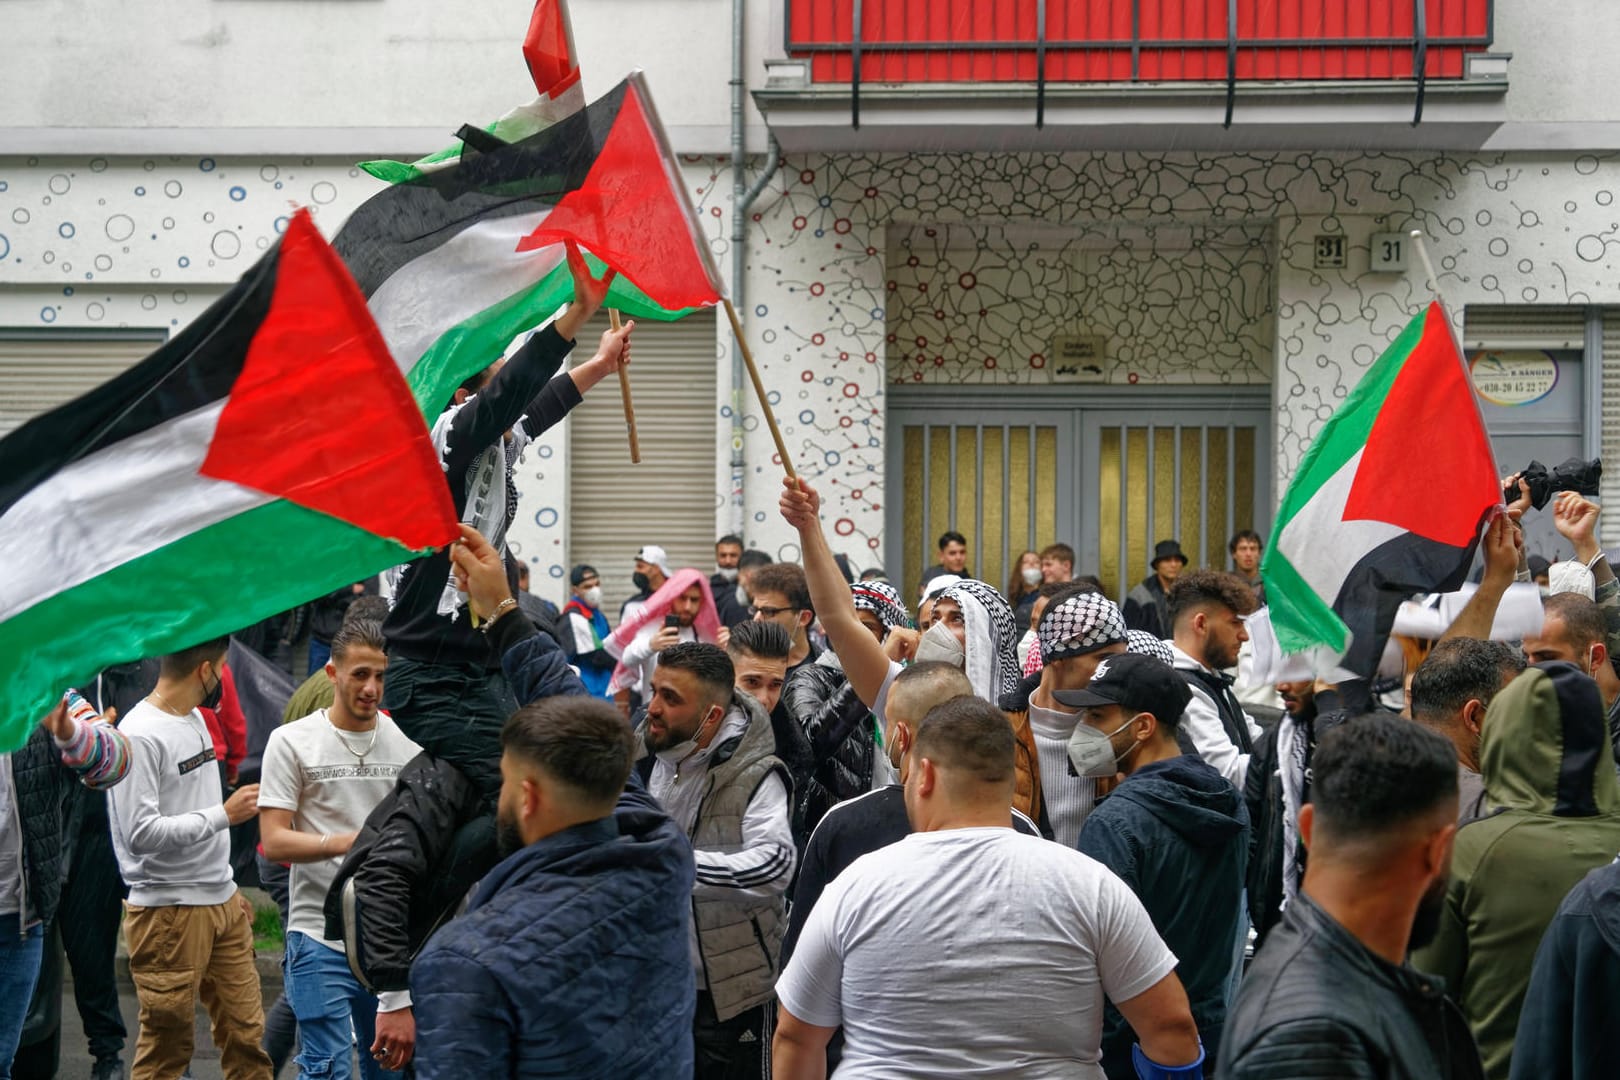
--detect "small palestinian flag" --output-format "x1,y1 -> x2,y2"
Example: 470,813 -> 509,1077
1262,300 -> 1502,676
0,210 -> 458,752
338,70 -> 725,419
358,0 -> 585,185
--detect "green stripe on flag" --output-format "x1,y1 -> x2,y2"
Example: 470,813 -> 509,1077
1261,536 -> 1352,652
0,501 -> 420,749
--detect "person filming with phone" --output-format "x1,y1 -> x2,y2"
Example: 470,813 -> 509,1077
605,568 -> 726,717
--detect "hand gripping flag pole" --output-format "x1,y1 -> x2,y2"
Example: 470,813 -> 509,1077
723,297 -> 798,480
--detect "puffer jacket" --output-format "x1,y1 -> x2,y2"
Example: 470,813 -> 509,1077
1223,892 -> 1483,1079
1413,661 -> 1620,1080
325,614 -> 587,991
782,652 -> 876,848
999,673 -> 1048,835
410,776 -> 696,1080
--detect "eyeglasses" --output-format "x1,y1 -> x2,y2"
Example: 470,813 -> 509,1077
749,605 -> 800,619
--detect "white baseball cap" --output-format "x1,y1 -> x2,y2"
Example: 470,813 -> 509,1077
636,545 -> 672,574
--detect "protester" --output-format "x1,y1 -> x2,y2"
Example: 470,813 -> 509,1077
1008,549 -> 1043,630
721,549 -> 773,629
725,619 -> 792,715
1069,654 -> 1248,1077
711,533 -> 744,598
1002,590 -> 1129,840
1413,661 -> 1620,1080
1040,542 -> 1076,585
0,694 -> 130,1080
1228,530 -> 1265,605
1167,570 -> 1262,788
929,578 -> 1021,702
1409,638 -> 1525,822
918,530 -> 970,594
1223,715 -> 1479,1078
1511,856 -> 1620,1079
379,248 -> 628,795
622,543 -> 672,620
635,642 -> 793,1079
284,597 -> 390,724
783,579 -> 911,849
1522,592 -> 1620,767
410,696 -> 696,1080
106,637 -> 272,1080
1124,540 -> 1187,638
1017,578 -> 1095,674
606,568 -> 722,712
560,564 -> 615,700
258,620 -> 421,1079
773,696 -> 1204,1079
1242,678 -> 1316,949
748,562 -> 819,676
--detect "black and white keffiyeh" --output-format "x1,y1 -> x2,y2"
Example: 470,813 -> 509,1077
851,580 -> 911,630
938,579 -> 1020,702
1037,592 -> 1128,662
1126,629 -> 1175,665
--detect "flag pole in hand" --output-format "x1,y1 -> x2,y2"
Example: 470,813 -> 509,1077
610,308 -> 641,464
723,298 -> 797,479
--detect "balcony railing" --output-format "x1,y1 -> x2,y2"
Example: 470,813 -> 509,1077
784,0 -> 1495,129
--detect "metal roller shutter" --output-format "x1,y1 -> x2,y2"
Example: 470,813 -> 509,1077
1603,311 -> 1620,548
0,329 -> 168,436
1461,306 -> 1585,350
568,311 -> 719,615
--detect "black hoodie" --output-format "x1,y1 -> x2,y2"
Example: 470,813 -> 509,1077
1078,753 -> 1250,1077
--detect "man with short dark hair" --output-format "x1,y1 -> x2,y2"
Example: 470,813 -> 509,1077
1414,662 -> 1620,1079
726,620 -> 793,716
749,562 -> 818,675
1523,591 -> 1620,768
773,696 -> 1204,1079
1228,530 -> 1265,604
1223,715 -> 1479,1079
1070,654 -> 1248,1077
561,564 -> 614,700
918,530 -> 971,593
1410,639 -> 1526,822
1167,570 -> 1262,788
711,534 -> 744,600
411,696 -> 695,1079
1124,540 -> 1187,639
635,642 -> 793,1079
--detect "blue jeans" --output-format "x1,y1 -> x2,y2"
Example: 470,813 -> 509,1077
0,915 -> 45,1080
308,638 -> 333,677
284,931 -> 400,1080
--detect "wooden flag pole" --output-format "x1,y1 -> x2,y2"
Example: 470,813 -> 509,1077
610,308 -> 641,464
723,298 -> 797,479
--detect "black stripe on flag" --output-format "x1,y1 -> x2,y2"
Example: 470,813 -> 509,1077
333,79 -> 631,296
0,244 -> 282,521
1331,531 -> 1479,678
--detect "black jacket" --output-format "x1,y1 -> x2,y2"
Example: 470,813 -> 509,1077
1123,576 -> 1170,639
1222,892 -> 1484,1080
8,728 -> 75,929
324,614 -> 588,991
1079,755 -> 1248,1077
1511,857 -> 1620,1079
782,655 -> 876,850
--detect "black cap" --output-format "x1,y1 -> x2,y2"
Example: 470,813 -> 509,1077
1052,652 -> 1191,723
1151,540 -> 1188,568
569,564 -> 599,587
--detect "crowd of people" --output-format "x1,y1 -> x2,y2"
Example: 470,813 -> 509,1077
4,268 -> 1619,1080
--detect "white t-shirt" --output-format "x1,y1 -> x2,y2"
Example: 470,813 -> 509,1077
776,827 -> 1177,1079
257,710 -> 421,950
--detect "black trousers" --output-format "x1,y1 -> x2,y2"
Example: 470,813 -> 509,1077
693,991 -> 772,1080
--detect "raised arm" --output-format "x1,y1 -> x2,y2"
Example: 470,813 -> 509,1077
780,477 -> 893,708
1440,507 -> 1519,644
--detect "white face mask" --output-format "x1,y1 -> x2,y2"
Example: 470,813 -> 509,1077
655,707 -> 721,763
716,565 -> 739,582
1021,566 -> 1043,586
914,621 -> 966,667
735,584 -> 750,608
582,585 -> 603,608
1066,717 -> 1138,778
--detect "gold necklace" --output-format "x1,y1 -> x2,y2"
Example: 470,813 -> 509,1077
148,689 -> 184,715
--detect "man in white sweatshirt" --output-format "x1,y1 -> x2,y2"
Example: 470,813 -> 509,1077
107,636 -> 269,1080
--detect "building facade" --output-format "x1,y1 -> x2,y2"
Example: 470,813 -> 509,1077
3,0 -> 1617,611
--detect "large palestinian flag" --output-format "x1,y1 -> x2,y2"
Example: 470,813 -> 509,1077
338,70 -> 726,419
0,210 -> 458,751
1262,301 -> 1502,676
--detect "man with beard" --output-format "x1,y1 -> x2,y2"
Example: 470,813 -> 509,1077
259,621 -> 422,1077
1168,571 -> 1262,788
1223,715 -> 1482,1080
1409,639 -> 1525,822
409,695 -> 695,1080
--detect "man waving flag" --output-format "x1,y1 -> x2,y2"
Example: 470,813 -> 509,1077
1262,300 -> 1503,676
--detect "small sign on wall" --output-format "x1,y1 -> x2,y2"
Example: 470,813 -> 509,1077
1469,351 -> 1559,406
1369,232 -> 1410,272
1313,235 -> 1347,269
1050,335 -> 1108,382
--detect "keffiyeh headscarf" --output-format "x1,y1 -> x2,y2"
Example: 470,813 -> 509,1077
605,568 -> 721,693
1126,629 -> 1176,665
938,579 -> 1019,703
851,580 -> 910,631
1037,592 -> 1128,663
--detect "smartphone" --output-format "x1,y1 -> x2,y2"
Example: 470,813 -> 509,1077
664,614 -> 681,630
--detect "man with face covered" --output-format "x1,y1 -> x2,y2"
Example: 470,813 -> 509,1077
633,642 -> 793,1080
1167,571 -> 1262,789
1223,715 -> 1481,1080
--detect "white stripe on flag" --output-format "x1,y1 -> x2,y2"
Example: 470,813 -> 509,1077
1275,447 -> 1404,610
0,402 -> 270,621
367,211 -> 567,372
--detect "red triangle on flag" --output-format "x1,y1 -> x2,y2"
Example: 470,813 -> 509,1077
199,209 -> 458,551
514,76 -> 724,312
524,0 -> 581,98
1341,301 -> 1501,547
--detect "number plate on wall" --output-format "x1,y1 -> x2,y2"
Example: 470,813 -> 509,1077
1369,232 -> 1409,272
1313,235 -> 1347,269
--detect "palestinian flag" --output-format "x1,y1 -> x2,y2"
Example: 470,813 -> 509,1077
340,70 -> 724,419
358,0 -> 585,184
0,210 -> 457,751
1262,301 -> 1501,676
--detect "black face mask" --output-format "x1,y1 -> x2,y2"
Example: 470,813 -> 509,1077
1409,875 -> 1448,951
199,667 -> 224,712
632,571 -> 651,593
